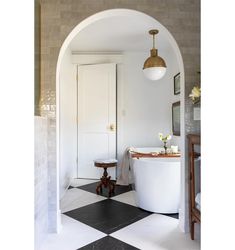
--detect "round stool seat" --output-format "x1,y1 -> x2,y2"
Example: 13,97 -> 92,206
94,159 -> 117,168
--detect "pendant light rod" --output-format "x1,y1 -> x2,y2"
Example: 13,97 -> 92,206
149,29 -> 159,49
153,34 -> 155,48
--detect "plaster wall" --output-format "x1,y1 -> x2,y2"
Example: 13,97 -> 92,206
120,51 -> 179,151
170,54 -> 181,148
59,48 -> 77,199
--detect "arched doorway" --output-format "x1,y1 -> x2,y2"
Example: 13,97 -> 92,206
56,9 -> 186,232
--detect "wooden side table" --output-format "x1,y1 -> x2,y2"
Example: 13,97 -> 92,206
187,134 -> 201,240
130,152 -> 181,159
94,159 -> 117,197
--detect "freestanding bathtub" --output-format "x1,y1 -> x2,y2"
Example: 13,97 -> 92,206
130,147 -> 180,214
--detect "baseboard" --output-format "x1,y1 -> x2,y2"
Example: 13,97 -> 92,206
56,209 -> 62,233
178,208 -> 186,233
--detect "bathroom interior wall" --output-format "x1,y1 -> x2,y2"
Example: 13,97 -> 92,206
59,48 -> 77,199
120,50 -> 180,154
62,49 -> 180,179
170,54 -> 181,150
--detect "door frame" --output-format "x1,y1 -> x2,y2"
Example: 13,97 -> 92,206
56,9 -> 185,233
72,54 -> 124,179
76,62 -> 119,179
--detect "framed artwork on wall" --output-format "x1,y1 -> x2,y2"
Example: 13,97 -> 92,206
172,101 -> 180,136
174,72 -> 180,95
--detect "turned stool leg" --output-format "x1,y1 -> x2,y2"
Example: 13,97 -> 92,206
96,181 -> 102,194
110,181 -> 115,194
107,182 -> 112,197
103,167 -> 108,187
190,221 -> 195,240
96,167 -> 109,194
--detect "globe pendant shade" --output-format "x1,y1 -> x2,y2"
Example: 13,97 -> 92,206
143,67 -> 166,81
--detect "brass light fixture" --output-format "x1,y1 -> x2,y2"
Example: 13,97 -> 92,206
143,29 -> 167,80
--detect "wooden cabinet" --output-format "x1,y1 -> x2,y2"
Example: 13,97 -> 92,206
187,134 -> 201,240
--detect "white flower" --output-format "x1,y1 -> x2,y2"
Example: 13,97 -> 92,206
192,86 -> 201,97
158,133 -> 171,142
189,86 -> 201,103
167,135 -> 172,140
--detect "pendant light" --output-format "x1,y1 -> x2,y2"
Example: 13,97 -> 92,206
143,29 -> 167,81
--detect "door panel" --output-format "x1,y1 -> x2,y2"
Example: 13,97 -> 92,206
77,63 -> 116,179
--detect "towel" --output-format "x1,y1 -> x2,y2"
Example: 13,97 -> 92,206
195,192 -> 201,211
116,147 -> 135,186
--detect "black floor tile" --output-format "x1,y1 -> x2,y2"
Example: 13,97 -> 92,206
77,181 -> 132,198
68,185 -> 74,189
78,236 -> 140,250
161,213 -> 179,219
64,199 -> 152,234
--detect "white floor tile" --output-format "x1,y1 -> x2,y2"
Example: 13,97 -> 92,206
111,191 -> 137,207
40,215 -> 106,250
70,178 -> 98,187
60,188 -> 107,213
111,214 -> 200,250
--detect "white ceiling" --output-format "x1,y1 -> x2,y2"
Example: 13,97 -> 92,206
69,15 -> 172,53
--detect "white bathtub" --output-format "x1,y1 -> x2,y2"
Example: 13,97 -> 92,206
130,147 -> 180,214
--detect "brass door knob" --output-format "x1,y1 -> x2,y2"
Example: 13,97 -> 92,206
109,124 -> 116,131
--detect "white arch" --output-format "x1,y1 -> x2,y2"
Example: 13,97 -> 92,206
56,9 -> 186,232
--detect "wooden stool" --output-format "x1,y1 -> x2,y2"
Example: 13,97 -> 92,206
94,159 -> 117,197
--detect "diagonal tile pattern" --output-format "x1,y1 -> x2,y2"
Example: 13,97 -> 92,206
77,181 -> 133,198
110,190 -> 137,207
111,214 -> 200,250
77,236 -> 140,250
60,188 -> 107,213
111,190 -> 179,219
70,178 -> 98,188
64,199 -> 152,234
42,179 -> 200,250
40,214 -> 106,250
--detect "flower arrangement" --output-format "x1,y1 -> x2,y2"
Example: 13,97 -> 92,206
159,133 -> 172,142
189,85 -> 201,104
159,133 -> 172,154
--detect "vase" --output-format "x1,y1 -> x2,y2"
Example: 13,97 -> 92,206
163,141 -> 167,154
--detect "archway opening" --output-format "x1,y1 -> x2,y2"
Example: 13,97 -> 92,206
56,9 -> 186,232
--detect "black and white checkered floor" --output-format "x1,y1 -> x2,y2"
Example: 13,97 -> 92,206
41,179 -> 200,250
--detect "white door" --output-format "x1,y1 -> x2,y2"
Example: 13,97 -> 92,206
77,63 -> 116,179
